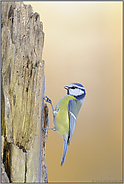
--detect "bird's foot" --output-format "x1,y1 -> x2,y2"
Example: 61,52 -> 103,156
43,96 -> 51,104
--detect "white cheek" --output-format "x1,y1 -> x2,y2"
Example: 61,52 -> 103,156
69,89 -> 84,96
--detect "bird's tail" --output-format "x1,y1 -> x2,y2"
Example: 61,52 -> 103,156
61,139 -> 68,166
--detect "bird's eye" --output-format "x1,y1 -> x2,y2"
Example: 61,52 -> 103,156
71,86 -> 76,89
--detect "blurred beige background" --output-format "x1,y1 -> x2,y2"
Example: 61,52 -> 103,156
25,1 -> 122,182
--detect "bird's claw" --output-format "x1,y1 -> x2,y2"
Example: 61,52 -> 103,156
42,127 -> 46,132
44,96 -> 51,103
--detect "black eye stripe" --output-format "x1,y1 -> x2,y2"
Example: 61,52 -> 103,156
72,86 -> 76,89
69,87 -> 85,91
68,86 -> 77,89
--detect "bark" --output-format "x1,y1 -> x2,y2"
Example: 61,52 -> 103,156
1,1 -> 48,182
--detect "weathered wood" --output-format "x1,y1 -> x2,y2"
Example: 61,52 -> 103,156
1,1 -> 46,182
41,104 -> 49,183
1,161 -> 10,183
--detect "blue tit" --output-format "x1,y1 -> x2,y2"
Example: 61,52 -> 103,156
44,82 -> 86,166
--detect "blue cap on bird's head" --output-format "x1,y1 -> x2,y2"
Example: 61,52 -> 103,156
64,82 -> 86,99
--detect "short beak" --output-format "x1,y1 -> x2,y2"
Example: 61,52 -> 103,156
64,86 -> 68,90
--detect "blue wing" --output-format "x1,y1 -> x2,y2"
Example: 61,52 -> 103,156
68,100 -> 77,145
61,139 -> 68,166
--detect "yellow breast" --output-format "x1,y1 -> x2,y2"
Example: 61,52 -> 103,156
54,95 -> 76,138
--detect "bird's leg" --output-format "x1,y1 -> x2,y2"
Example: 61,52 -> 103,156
42,127 -> 56,132
44,96 -> 54,113
43,96 -> 55,131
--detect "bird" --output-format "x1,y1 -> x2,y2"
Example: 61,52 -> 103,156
44,82 -> 86,166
